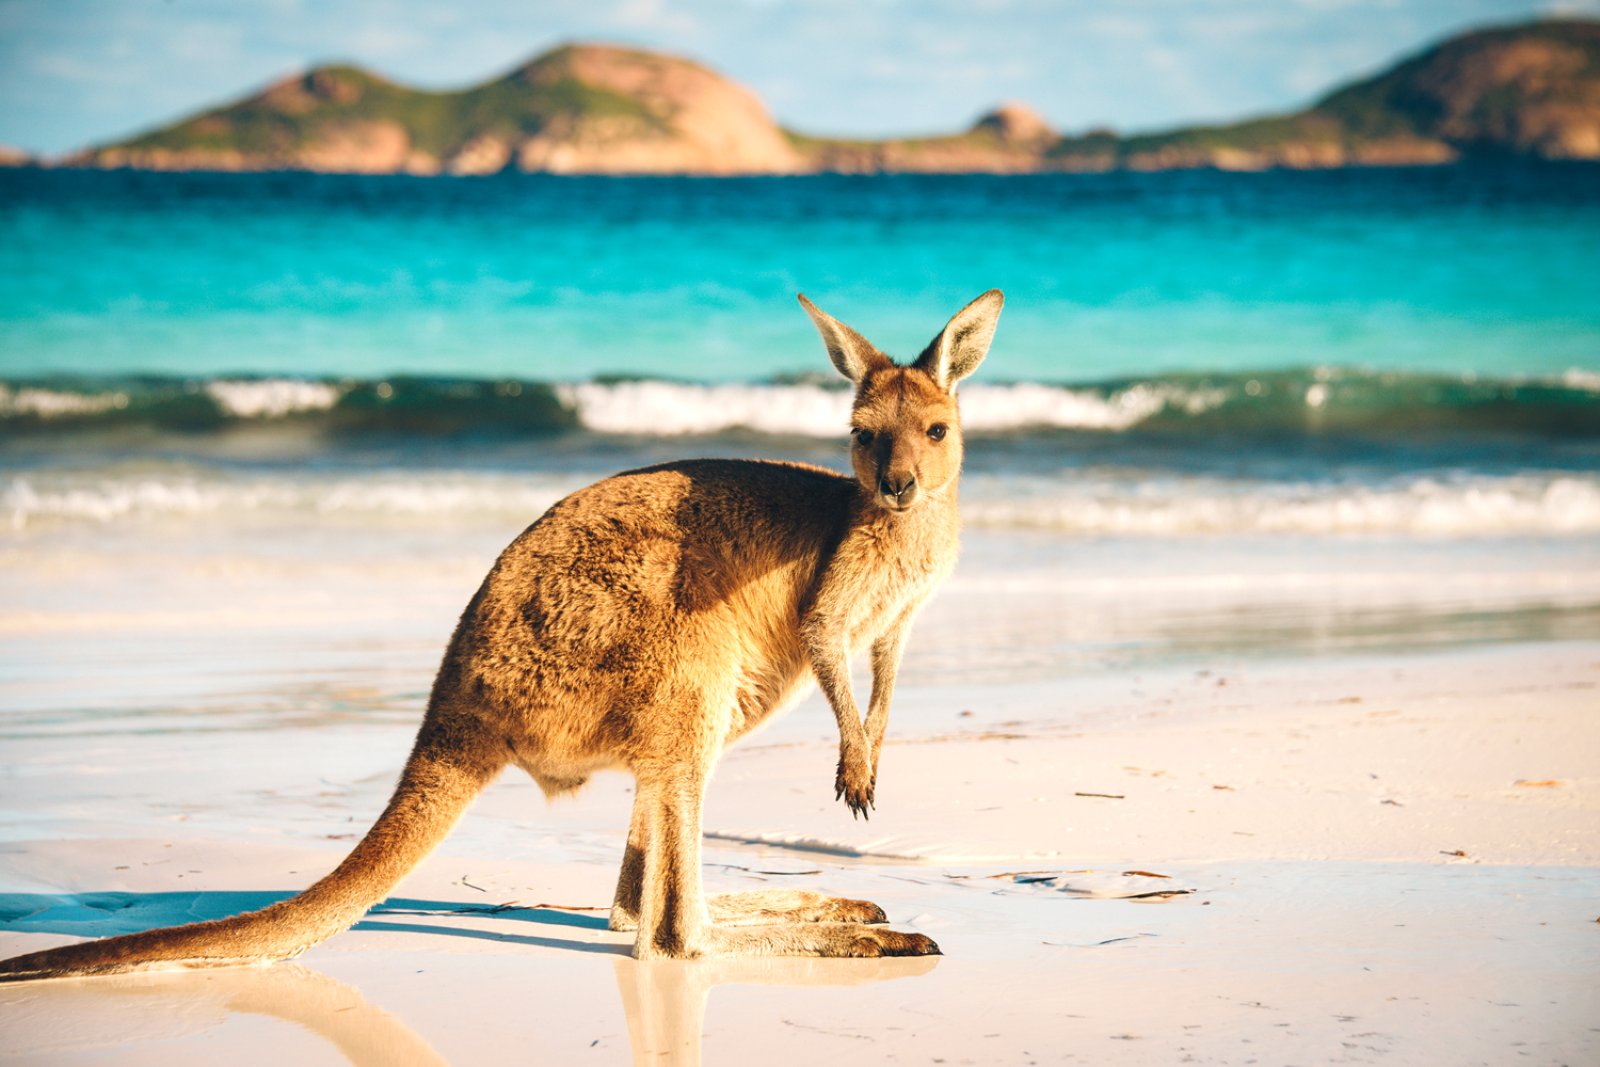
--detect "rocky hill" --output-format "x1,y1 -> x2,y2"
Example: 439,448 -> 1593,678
70,19 -> 1600,175
78,44 -> 800,175
1049,18 -> 1600,171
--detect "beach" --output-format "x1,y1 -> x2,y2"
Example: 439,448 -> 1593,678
1,503 -> 1596,1065
2,165 -> 1598,1064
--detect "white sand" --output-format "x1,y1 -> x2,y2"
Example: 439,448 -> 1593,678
2,639 -> 1597,1065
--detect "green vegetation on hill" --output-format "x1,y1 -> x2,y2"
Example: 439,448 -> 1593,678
117,49 -> 660,164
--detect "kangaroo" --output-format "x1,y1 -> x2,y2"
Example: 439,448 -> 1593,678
0,289 -> 1003,980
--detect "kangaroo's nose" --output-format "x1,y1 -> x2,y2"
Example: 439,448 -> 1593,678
879,473 -> 916,499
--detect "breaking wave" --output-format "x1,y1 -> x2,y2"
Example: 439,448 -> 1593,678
2,366 -> 1597,440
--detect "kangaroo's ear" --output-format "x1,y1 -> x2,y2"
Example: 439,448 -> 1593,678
914,289 -> 1004,392
798,293 -> 890,383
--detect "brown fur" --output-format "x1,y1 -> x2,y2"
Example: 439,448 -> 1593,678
0,289 -> 1003,979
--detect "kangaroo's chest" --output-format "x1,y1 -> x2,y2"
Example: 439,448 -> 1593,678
844,541 -> 953,650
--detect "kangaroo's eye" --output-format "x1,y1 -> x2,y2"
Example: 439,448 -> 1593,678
927,423 -> 948,442
853,428 -> 875,447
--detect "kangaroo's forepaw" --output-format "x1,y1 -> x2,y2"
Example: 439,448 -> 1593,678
834,750 -> 876,819
609,908 -> 639,932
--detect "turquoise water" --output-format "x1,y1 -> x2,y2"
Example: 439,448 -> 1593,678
3,166 -> 1598,382
2,164 -> 1598,540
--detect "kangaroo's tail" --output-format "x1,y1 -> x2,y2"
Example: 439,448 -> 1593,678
0,725 -> 505,982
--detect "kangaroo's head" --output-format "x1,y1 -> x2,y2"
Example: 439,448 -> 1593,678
799,290 -> 1003,513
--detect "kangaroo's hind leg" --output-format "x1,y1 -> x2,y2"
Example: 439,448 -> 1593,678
610,768 -> 884,932
630,760 -> 714,959
609,785 -> 650,933
611,800 -> 884,930
629,753 -> 938,960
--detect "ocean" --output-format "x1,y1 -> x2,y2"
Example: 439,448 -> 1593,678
1,164 -> 1598,726
4,164 -> 1600,534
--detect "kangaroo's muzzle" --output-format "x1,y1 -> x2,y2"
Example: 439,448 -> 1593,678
878,472 -> 919,510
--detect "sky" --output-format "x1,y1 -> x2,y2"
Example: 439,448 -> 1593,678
1,0 -> 1597,156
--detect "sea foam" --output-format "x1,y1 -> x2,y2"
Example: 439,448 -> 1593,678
0,384 -> 130,419
556,380 -> 848,436
556,380 -> 1227,436
203,379 -> 344,418
1,472 -> 576,530
7,468 -> 1598,537
961,474 -> 1600,536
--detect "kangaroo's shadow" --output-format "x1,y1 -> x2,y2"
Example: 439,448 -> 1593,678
0,889 -> 622,956
1,891 -> 937,1065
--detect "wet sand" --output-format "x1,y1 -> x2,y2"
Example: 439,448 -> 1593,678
2,639 -> 1596,1065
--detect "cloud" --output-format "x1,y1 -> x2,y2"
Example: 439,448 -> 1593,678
30,52 -> 126,85
609,0 -> 700,32
346,23 -> 435,60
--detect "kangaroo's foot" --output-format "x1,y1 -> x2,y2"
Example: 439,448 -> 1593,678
611,888 -> 885,932
709,889 -> 887,927
633,921 -> 938,960
745,923 -> 934,958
